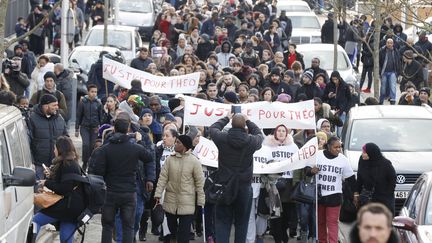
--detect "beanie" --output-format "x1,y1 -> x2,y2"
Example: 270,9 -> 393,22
39,94 -> 58,105
284,70 -> 295,79
420,87 -> 431,97
177,134 -> 193,150
276,93 -> 291,103
303,70 -> 314,80
44,71 -> 57,82
140,108 -> 153,117
233,42 -> 242,49
270,67 -> 281,76
224,91 -> 239,104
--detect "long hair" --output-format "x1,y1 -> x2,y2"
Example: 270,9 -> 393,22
50,136 -> 79,178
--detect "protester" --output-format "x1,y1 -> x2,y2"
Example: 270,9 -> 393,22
209,114 -> 264,242
379,38 -> 401,105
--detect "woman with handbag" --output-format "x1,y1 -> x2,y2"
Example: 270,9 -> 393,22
354,143 -> 396,215
33,136 -> 86,243
308,136 -> 356,243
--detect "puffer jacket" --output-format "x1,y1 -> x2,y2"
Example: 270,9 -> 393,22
75,95 -> 103,129
154,151 -> 205,215
28,105 -> 67,166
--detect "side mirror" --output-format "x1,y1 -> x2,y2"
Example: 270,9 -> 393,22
3,167 -> 36,187
393,216 -> 417,233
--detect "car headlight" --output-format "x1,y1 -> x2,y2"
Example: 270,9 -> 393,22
311,36 -> 321,43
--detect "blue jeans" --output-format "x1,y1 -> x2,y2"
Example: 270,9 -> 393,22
379,72 -> 397,104
33,212 -> 76,243
115,182 -> 145,242
215,184 -> 253,243
299,203 -> 316,237
101,191 -> 136,243
336,112 -> 346,137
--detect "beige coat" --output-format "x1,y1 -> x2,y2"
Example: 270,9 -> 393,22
155,151 -> 205,215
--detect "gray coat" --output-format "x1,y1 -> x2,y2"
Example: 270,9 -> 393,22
56,69 -> 74,121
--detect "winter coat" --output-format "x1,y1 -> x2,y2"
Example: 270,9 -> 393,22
196,42 -> 214,61
401,59 -> 425,90
30,62 -> 54,97
42,158 -> 86,221
92,132 -> 155,193
265,80 -> 294,97
295,82 -> 323,101
56,69 -> 74,121
252,2 -> 270,17
30,88 -> 68,119
209,117 -> 264,185
153,105 -> 173,125
75,96 -> 103,129
130,57 -> 153,71
216,41 -> 236,68
323,75 -> 352,113
350,224 -> 400,243
88,58 -> 113,97
263,32 -> 281,54
5,71 -> 30,96
356,143 -> 396,214
283,51 -> 305,70
379,47 -> 401,75
321,19 -> 334,44
154,151 -> 205,215
28,105 -> 67,166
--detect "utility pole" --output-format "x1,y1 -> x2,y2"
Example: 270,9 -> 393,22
104,0 -> 109,46
61,0 -> 69,65
114,0 -> 119,25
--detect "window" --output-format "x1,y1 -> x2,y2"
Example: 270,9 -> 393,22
0,131 -> 10,175
16,119 -> 32,167
85,29 -> 132,51
289,16 -> 320,29
349,119 -> 432,152
119,0 -> 152,13
406,180 -> 425,220
5,123 -> 24,167
301,50 -> 350,70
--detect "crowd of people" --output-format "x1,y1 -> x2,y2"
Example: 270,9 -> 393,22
1,0 -> 431,243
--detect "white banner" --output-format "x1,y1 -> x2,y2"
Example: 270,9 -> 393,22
193,137 -> 318,174
102,57 -> 200,94
183,96 -> 316,129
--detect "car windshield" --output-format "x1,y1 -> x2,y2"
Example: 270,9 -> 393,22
301,50 -> 350,70
348,119 -> 432,152
69,50 -> 104,73
85,29 -> 132,50
289,16 -> 320,29
278,5 -> 310,13
119,0 -> 152,13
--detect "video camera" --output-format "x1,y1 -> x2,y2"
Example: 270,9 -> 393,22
2,58 -> 21,74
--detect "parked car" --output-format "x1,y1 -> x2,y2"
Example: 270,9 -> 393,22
117,0 -> 159,41
285,11 -> 321,44
82,25 -> 142,62
393,171 -> 432,243
296,43 -> 358,88
341,105 -> 432,213
277,0 -> 312,14
69,46 -> 125,74
0,105 -> 36,243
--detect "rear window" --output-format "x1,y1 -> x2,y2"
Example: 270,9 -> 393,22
301,50 -> 349,70
277,5 -> 310,13
348,119 -> 432,152
288,16 -> 320,29
85,29 -> 132,51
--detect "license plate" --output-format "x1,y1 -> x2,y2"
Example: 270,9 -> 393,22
395,191 -> 409,199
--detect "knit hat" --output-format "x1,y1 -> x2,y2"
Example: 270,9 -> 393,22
177,134 -> 193,150
201,34 -> 210,42
303,69 -> 314,80
39,94 -> 58,105
233,42 -> 242,50
284,70 -> 295,79
224,91 -> 239,104
127,95 -> 145,107
168,98 -> 181,112
276,93 -> 291,103
44,71 -> 57,82
140,108 -> 153,117
270,67 -> 281,76
419,87 -> 431,97
14,44 -> 23,51
403,50 -> 414,59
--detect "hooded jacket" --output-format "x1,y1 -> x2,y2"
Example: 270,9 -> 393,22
56,69 -> 74,120
216,41 -> 236,68
88,58 -> 113,97
350,224 -> 400,243
75,95 -> 103,129
28,105 -> 67,166
356,143 -> 396,214
209,117 -> 264,185
295,81 -> 323,101
323,71 -> 352,113
29,86 -> 68,119
196,36 -> 214,61
5,71 -> 30,96
93,132 -> 155,193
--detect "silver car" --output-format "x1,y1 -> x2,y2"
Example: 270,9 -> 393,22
117,0 -> 158,41
341,105 -> 432,212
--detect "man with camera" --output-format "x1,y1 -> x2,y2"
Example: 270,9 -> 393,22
2,57 -> 30,97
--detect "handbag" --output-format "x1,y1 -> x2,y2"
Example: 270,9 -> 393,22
359,187 -> 374,207
290,177 -> 316,204
151,204 -> 164,226
34,191 -> 64,208
204,148 -> 247,205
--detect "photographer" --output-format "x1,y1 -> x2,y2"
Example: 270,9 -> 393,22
3,57 -> 30,97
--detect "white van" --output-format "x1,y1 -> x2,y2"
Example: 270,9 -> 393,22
0,105 -> 36,243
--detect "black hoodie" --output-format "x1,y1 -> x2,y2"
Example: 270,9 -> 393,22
93,132 -> 155,192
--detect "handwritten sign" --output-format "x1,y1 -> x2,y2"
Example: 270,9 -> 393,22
102,57 -> 200,94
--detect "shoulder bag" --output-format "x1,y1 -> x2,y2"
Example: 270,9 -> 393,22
34,190 -> 64,209
290,175 -> 316,204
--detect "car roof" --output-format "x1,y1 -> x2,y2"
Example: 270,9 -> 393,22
89,25 -> 137,31
297,44 -> 345,52
349,105 -> 432,120
71,46 -> 121,52
285,11 -> 318,17
278,0 -> 309,7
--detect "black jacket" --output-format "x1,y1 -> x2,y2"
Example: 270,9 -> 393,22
356,143 -> 396,214
88,58 -> 113,97
93,133 -> 155,193
28,105 -> 67,166
283,51 -> 305,70
401,59 -> 425,90
5,71 -> 30,96
296,82 -> 323,101
56,69 -> 74,120
42,159 -> 86,221
321,19 -> 334,44
130,57 -> 153,71
196,42 -> 214,61
265,80 -> 294,97
350,224 -> 400,243
209,117 -> 263,185
75,96 -> 103,129
323,77 -> 352,113
379,47 -> 401,75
